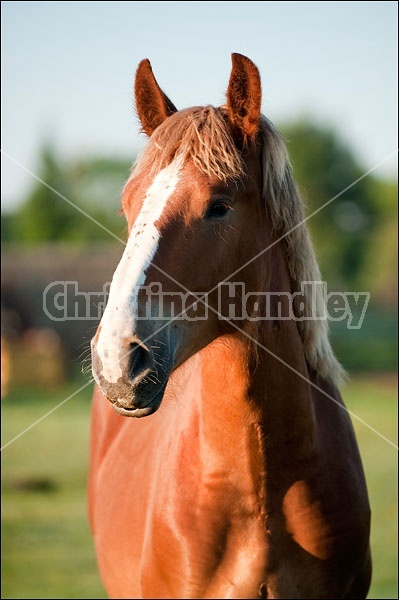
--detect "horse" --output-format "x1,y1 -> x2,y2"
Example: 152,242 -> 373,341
89,53 -> 371,599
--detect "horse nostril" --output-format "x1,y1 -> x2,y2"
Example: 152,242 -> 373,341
128,343 -> 152,381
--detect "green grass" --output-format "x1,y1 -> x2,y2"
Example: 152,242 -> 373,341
1,380 -> 107,599
1,374 -> 397,599
343,374 -> 398,599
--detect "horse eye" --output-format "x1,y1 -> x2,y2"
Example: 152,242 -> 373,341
206,201 -> 232,219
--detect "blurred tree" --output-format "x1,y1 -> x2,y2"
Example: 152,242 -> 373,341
1,212 -> 16,243
280,119 -> 381,288
17,144 -> 77,242
359,178 -> 398,307
2,144 -> 131,244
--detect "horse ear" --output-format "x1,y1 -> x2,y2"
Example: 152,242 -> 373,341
134,59 -> 177,136
226,53 -> 262,141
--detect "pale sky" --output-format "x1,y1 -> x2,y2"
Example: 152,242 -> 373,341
1,1 -> 397,212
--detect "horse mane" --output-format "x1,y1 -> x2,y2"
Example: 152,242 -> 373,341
128,107 -> 345,386
258,116 -> 345,386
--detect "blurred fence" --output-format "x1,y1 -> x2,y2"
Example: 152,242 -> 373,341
1,243 -> 122,389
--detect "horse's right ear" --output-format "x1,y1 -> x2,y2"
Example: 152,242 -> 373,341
134,59 -> 177,137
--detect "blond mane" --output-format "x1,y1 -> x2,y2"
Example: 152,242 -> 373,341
129,107 -> 345,386
258,116 -> 345,386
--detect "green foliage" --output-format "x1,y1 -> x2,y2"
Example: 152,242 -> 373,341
2,145 -> 131,244
359,179 -> 398,306
16,146 -> 77,242
1,212 -> 17,243
280,120 -> 385,287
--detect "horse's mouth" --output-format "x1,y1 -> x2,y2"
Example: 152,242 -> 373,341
111,404 -> 156,418
110,380 -> 168,418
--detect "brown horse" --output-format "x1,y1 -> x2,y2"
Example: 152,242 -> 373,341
89,54 -> 371,598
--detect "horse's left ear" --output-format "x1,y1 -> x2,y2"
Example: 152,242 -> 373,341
226,53 -> 262,141
134,59 -> 178,136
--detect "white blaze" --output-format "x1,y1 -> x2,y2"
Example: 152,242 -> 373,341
95,158 -> 182,383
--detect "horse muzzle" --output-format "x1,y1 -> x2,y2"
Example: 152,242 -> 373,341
91,338 -> 172,418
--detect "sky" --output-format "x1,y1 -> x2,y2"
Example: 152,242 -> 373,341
1,1 -> 397,212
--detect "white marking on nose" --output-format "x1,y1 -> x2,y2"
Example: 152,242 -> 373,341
94,158 -> 182,383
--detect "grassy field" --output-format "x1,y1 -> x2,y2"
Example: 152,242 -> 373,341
1,374 -> 397,599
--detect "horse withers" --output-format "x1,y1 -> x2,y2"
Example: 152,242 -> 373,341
89,54 -> 371,599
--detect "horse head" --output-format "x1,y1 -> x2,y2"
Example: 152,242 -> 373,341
91,53 -> 341,417
90,54 -> 270,416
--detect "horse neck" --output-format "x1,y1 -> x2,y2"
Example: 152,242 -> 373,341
193,241 -> 316,476
250,241 -> 317,459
